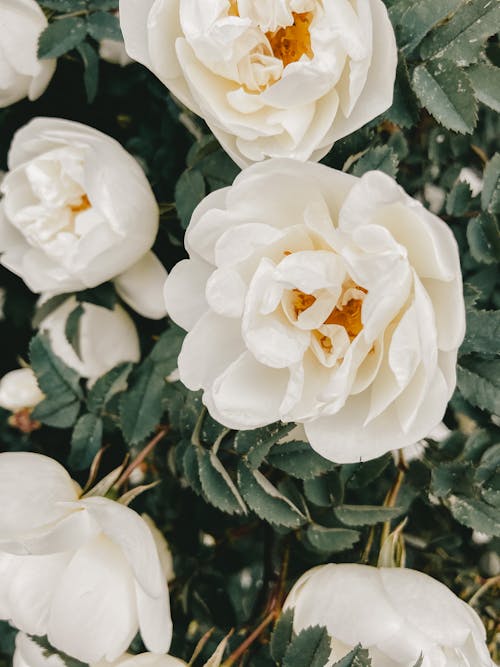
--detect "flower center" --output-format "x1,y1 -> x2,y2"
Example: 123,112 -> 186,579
70,194 -> 91,214
293,288 -> 316,316
325,298 -> 364,341
266,12 -> 314,67
313,330 -> 333,353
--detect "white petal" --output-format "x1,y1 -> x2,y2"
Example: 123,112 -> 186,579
79,497 -> 166,599
48,535 -> 138,663
0,452 -> 78,542
209,351 -> 288,428
115,252 -> 168,320
163,258 -> 212,331
178,310 -> 245,390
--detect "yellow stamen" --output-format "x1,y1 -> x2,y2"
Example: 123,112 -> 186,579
325,298 -> 364,341
313,330 -> 333,353
293,288 -> 316,317
266,12 -> 314,67
70,194 -> 91,214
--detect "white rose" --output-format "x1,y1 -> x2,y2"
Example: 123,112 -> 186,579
14,634 -> 187,667
283,564 -> 494,667
0,117 -> 167,319
119,0 -> 397,167
38,296 -> 140,383
0,368 -> 44,412
164,160 -> 465,463
0,452 -> 172,664
0,0 -> 56,108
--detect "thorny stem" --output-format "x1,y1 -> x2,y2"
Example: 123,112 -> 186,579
114,427 -> 169,489
222,612 -> 278,667
468,574 -> 500,607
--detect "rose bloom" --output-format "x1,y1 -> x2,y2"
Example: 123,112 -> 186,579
0,452 -> 172,663
283,564 -> 494,666
14,634 -> 186,667
0,368 -> 43,412
0,0 -> 56,108
0,118 -> 167,319
164,160 -> 465,463
38,296 -> 140,383
119,0 -> 397,167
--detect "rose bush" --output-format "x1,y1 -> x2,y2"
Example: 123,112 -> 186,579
0,452 -> 172,663
0,0 -> 56,108
38,296 -> 141,384
283,564 -> 494,666
0,118 -> 167,319
164,159 -> 465,463
119,0 -> 397,166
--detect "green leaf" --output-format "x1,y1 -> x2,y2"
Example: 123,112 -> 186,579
65,304 -> 84,360
420,0 -> 500,65
446,181 -> 472,216
431,461 -> 475,498
86,11 -> 122,41
448,495 -> 500,536
181,441 -> 203,496
30,334 -> 82,399
334,505 -> 403,527
305,526 -> 360,552
303,473 -> 343,507
38,0 -> 87,10
30,333 -> 82,428
346,454 -> 393,489
398,0 -> 463,53
237,462 -> 305,528
466,213 -> 500,264
412,60 -> 477,134
38,17 -> 87,59
332,645 -> 372,667
77,42 -> 99,104
234,422 -> 294,468
412,656 -> 424,667
270,609 -> 295,664
120,327 -> 184,444
352,146 -> 399,178
468,62 -> 500,113
88,0 -> 119,8
76,283 -> 117,310
461,308 -> 500,356
481,152 -> 500,214
457,359 -> 500,414
69,413 -> 103,470
266,441 -> 336,479
197,447 -> 247,515
87,362 -> 133,415
283,626 -> 331,667
175,169 -> 206,229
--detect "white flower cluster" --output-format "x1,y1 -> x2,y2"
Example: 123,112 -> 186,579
0,2 -> 488,666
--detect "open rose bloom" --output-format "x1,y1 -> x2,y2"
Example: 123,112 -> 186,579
0,453 -> 172,663
119,0 -> 397,166
165,160 -> 465,463
284,564 -> 494,666
0,118 -> 167,319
